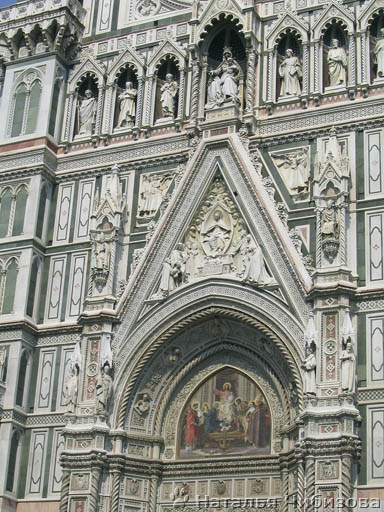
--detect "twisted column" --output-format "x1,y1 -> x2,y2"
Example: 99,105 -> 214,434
149,475 -> 159,512
339,204 -> 347,266
136,76 -> 144,128
315,208 -> 322,267
341,454 -> 353,511
305,456 -> 316,512
361,32 -> 367,84
198,60 -> 208,120
144,76 -> 154,125
102,84 -> 114,134
88,467 -> 102,512
190,59 -> 200,122
110,469 -> 121,512
177,69 -> 185,120
63,93 -> 75,141
60,469 -> 70,512
348,34 -> 356,87
314,42 -> 320,92
266,50 -> 273,102
302,43 -> 309,95
95,85 -> 105,135
297,461 -> 305,509
246,48 -> 256,112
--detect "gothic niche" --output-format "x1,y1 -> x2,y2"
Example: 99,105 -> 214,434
74,75 -> 98,137
276,31 -> 302,100
151,175 -> 273,299
155,57 -> 180,122
90,217 -> 113,291
369,12 -> 384,82
178,368 -> 271,458
322,21 -> 348,89
204,24 -> 246,112
114,65 -> 138,130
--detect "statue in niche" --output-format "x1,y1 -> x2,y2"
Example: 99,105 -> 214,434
327,39 -> 347,87
117,81 -> 137,128
78,89 -> 97,135
302,346 -> 316,395
373,28 -> 384,79
279,49 -> 302,97
160,73 -> 179,118
64,366 -> 78,414
205,47 -> 240,109
138,173 -> 172,217
159,244 -> 187,296
321,200 -> 339,239
272,148 -> 309,195
340,340 -> 355,392
201,206 -> 233,257
96,363 -> 113,415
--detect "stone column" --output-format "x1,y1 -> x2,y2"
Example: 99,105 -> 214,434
95,85 -> 105,135
348,33 -> 356,88
63,92 -> 75,141
88,465 -> 102,512
302,43 -> 309,95
177,68 -> 185,120
246,47 -> 256,112
198,57 -> 208,120
60,469 -> 70,512
102,84 -> 114,134
190,58 -> 200,123
135,76 -> 144,128
109,463 -> 123,512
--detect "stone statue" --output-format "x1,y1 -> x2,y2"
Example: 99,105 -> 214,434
160,73 -> 179,118
272,148 -> 309,195
279,49 -> 302,97
78,89 -> 97,135
159,244 -> 186,296
64,366 -> 78,414
96,363 -> 113,414
240,235 -> 271,285
117,81 -> 137,128
93,232 -> 110,271
302,347 -> 316,395
321,200 -> 339,239
374,28 -> 384,79
134,393 -> 151,416
327,39 -> 347,87
205,47 -> 240,109
340,341 -> 355,392
201,208 -> 232,257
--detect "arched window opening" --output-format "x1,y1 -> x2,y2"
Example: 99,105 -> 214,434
0,189 -> 13,238
2,259 -> 18,315
178,367 -> 271,458
16,350 -> 29,406
114,67 -> 138,130
36,185 -> 48,239
276,32 -> 302,100
322,22 -> 348,89
12,186 -> 28,236
370,12 -> 384,82
11,84 -> 27,137
27,258 -> 40,318
6,431 -> 21,492
29,25 -> 46,55
48,81 -> 61,137
74,76 -> 98,137
13,30 -> 29,59
155,58 -> 180,122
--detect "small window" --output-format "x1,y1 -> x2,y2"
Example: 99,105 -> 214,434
12,186 -> 27,236
0,189 -> 12,238
10,80 -> 41,138
2,259 -> 18,314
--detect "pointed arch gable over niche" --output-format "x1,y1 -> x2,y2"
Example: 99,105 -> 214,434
107,46 -> 145,85
147,38 -> 187,76
312,2 -> 354,40
196,0 -> 246,42
266,12 -> 309,47
68,57 -> 105,93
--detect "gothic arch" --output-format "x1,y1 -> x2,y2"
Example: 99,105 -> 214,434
147,39 -> 186,76
107,47 -> 145,85
266,14 -> 309,48
312,3 -> 354,41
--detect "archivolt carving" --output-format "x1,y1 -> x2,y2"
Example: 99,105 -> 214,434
115,307 -> 303,430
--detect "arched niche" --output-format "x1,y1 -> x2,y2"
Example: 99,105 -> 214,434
177,367 -> 271,459
368,11 -> 384,82
200,21 -> 246,112
113,65 -> 138,130
321,21 -> 349,89
275,30 -> 303,100
28,25 -> 47,55
73,74 -> 99,138
154,57 -> 180,123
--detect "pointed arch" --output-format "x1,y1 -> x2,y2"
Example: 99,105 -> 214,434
12,185 -> 28,236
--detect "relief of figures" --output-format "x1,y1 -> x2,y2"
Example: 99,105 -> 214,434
179,368 -> 271,458
279,49 -> 302,97
205,47 -> 241,109
77,89 -> 97,136
138,173 -> 173,217
327,39 -> 347,87
117,81 -> 137,128
271,148 -> 310,197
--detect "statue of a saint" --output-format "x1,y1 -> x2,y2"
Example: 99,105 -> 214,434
240,235 -> 270,285
327,39 -> 347,86
94,232 -> 110,270
205,70 -> 224,109
96,363 -> 113,414
302,347 -> 316,395
117,81 -> 137,128
64,366 -> 78,414
374,28 -> 384,79
78,89 -> 97,135
134,393 -> 151,416
159,244 -> 186,295
160,73 -> 179,118
321,200 -> 338,238
201,209 -> 232,257
340,341 -> 356,392
205,47 -> 240,109
279,49 -> 302,97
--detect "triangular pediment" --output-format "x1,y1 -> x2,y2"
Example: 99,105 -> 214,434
68,57 -> 106,92
266,12 -> 309,44
107,47 -> 146,85
147,38 -> 186,74
115,135 -> 311,350
197,0 -> 245,39
313,2 -> 354,37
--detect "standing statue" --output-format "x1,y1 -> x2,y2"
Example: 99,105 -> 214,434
160,73 -> 179,118
205,47 -> 240,109
64,366 -> 78,414
340,341 -> 356,392
96,363 -> 113,414
240,235 -> 270,285
159,244 -> 186,295
321,200 -> 339,239
93,232 -> 110,271
327,39 -> 347,86
279,49 -> 302,96
117,81 -> 137,128
302,346 -> 316,395
78,89 -> 97,135
374,28 -> 384,79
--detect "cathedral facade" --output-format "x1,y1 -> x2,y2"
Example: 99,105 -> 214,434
0,0 -> 383,510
